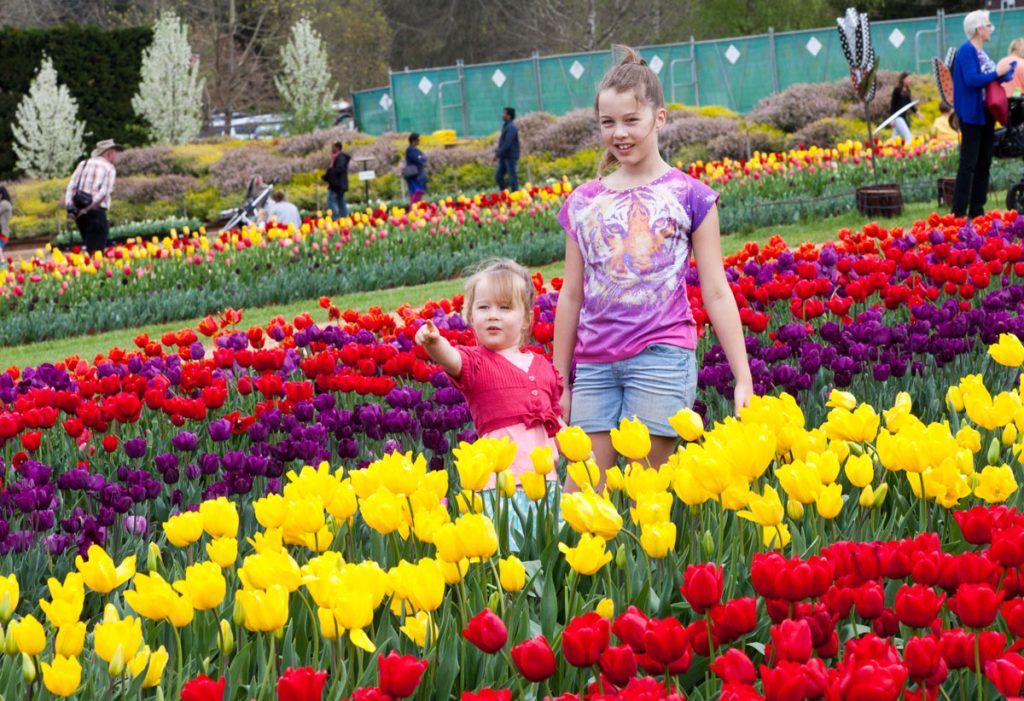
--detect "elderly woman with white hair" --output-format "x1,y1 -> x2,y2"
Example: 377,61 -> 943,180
952,10 -> 1017,218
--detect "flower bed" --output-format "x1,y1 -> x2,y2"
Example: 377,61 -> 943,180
1,209 -> 1024,697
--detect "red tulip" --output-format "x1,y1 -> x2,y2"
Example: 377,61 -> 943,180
894,584 -> 946,629
598,644 -> 638,687
902,636 -> 947,685
709,649 -> 756,685
720,682 -> 764,701
460,690 -> 511,701
346,688 -> 392,701
759,660 -> 808,700
612,606 -> 649,653
277,667 -> 327,701
991,526 -> 1024,567
853,581 -> 885,620
1003,598 -> 1024,637
377,650 -> 428,699
562,612 -> 610,667
710,597 -> 757,645
952,583 -> 1004,628
770,619 -> 813,663
642,617 -> 689,665
681,563 -> 723,613
509,635 -> 556,683
462,609 -> 508,654
984,654 -> 1024,697
181,675 -> 226,701
831,658 -> 907,701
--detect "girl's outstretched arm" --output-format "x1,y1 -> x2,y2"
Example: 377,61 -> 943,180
553,236 -> 585,419
692,204 -> 753,413
415,320 -> 463,379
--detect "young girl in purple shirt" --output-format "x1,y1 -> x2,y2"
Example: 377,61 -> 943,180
553,46 -> 753,480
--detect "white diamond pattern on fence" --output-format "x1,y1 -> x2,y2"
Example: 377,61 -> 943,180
378,94 -> 393,111
725,45 -> 741,65
569,60 -> 585,80
491,69 -> 506,88
418,77 -> 433,95
889,28 -> 905,48
649,55 -> 664,74
806,37 -> 823,57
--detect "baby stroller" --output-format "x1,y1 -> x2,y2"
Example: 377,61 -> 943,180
218,176 -> 277,233
995,97 -> 1024,212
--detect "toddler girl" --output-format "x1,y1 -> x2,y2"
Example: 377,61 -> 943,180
553,45 -> 753,475
416,257 -> 563,489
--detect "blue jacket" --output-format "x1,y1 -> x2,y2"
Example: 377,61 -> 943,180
404,146 -> 427,189
953,41 -> 1010,126
496,120 -> 520,160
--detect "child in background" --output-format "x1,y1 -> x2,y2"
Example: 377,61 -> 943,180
931,102 -> 959,141
415,258 -> 563,490
553,45 -> 752,479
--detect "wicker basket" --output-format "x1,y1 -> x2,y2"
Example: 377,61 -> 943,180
937,177 -> 957,208
855,184 -> 903,218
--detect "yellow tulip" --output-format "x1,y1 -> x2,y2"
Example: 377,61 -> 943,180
173,562 -> 226,611
200,497 -> 239,539
253,494 -> 287,529
163,511 -> 204,548
400,611 -> 436,646
605,466 -> 626,492
520,472 -> 548,502
558,533 -> 612,575
129,645 -> 169,688
367,451 -> 428,496
412,505 -> 451,543
668,407 -> 704,441
54,622 -> 85,656
815,483 -> 844,519
0,574 -> 18,622
496,470 -> 517,498
610,416 -> 651,461
530,445 -> 555,475
975,464 -> 1018,503
1004,423 -> 1018,448
556,426 -> 592,462
123,572 -> 194,627
567,459 -> 601,490
391,559 -> 445,613
823,404 -> 879,443
561,489 -> 623,540
763,524 -> 791,550
859,485 -> 876,508
498,556 -> 526,592
238,550 -> 302,592
844,454 -> 874,488
623,464 -> 671,500
454,514 -> 498,560
431,524 -> 464,563
736,485 -> 784,527
41,655 -> 81,697
825,389 -> 857,411
75,544 -> 136,594
440,559 -> 470,584
777,461 -> 821,504
786,499 -> 805,521
989,333 -> 1024,367
631,491 -> 673,527
455,490 -> 484,515
596,598 -> 615,619
946,386 -> 964,412
639,521 -> 677,558
206,538 -> 238,568
13,614 -> 45,656
360,489 -> 411,538
238,585 -> 289,632
93,604 -> 143,663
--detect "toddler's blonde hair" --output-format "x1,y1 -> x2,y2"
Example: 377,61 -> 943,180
595,45 -> 666,175
463,258 -> 535,344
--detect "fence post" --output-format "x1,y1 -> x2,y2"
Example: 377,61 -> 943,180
938,9 -> 946,55
457,60 -> 469,137
691,36 -> 700,107
388,67 -> 398,132
768,26 -> 779,95
533,51 -> 544,112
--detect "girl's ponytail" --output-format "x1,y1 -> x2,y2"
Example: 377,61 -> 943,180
594,45 -> 666,176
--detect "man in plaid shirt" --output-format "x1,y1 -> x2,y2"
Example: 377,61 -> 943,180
65,139 -> 123,254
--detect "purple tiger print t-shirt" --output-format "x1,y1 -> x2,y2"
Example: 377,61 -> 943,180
556,168 -> 719,363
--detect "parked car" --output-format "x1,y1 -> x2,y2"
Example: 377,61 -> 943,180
202,100 -> 355,139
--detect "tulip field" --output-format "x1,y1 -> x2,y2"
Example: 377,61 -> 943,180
7,174 -> 1024,700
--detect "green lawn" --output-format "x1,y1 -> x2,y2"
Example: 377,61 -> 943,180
0,191 -> 987,370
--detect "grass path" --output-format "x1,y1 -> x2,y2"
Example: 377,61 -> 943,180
0,194 -> 981,369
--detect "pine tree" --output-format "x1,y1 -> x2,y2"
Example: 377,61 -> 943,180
132,10 -> 205,144
276,17 -> 337,135
11,54 -> 86,179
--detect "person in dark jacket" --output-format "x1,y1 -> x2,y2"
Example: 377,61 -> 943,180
495,107 -> 520,191
322,141 -> 351,218
888,72 -> 917,144
405,133 -> 428,204
952,10 -> 1017,217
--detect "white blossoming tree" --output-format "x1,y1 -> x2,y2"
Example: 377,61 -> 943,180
12,54 -> 86,179
276,17 -> 336,135
132,10 -> 205,144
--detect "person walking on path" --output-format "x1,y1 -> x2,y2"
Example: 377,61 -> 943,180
889,72 -> 917,144
495,107 -> 521,191
952,10 -> 1017,218
323,141 -> 350,219
404,133 -> 428,204
65,139 -> 123,254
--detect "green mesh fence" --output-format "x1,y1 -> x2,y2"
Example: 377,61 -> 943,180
352,9 -> 1024,137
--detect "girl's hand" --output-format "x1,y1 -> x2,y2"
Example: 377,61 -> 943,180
733,380 -> 754,417
559,386 -> 572,423
415,320 -> 441,347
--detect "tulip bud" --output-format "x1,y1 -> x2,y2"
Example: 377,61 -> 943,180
496,470 -> 516,498
0,593 -> 13,623
848,441 -> 865,457
701,530 -> 715,560
109,645 -> 126,677
274,626 -> 285,641
219,619 -> 234,656
871,483 -> 889,508
21,652 -> 35,685
988,437 -> 1002,466
787,500 -> 805,521
487,591 -> 501,612
4,623 -> 18,657
1004,424 -> 1018,448
233,597 -> 245,627
147,542 -> 162,573
596,598 -> 614,619
615,543 -> 627,569
859,485 -> 875,508
155,686 -> 165,701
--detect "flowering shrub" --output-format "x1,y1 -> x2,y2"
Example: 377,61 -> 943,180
527,108 -> 601,157
747,82 -> 844,133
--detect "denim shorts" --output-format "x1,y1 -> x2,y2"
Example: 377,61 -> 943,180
570,344 -> 698,437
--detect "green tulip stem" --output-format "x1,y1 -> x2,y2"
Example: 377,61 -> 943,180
172,622 -> 184,701
716,500 -> 725,566
297,590 -> 320,666
975,633 -> 983,701
215,612 -> 227,689
487,558 -> 505,617
603,567 -> 615,609
327,637 -> 342,701
500,649 -> 526,698
258,633 -> 276,701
